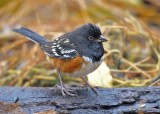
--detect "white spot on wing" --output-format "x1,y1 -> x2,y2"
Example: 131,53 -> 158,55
54,53 -> 59,56
64,39 -> 70,43
71,44 -> 74,46
52,49 -> 56,52
44,51 -> 60,57
51,45 -> 57,48
61,49 -> 75,54
58,47 -> 62,49
63,55 -> 70,58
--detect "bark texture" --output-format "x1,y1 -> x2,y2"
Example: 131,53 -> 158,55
0,86 -> 159,114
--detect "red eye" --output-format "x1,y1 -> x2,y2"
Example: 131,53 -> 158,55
88,36 -> 94,40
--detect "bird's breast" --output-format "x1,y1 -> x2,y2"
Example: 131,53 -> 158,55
49,56 -> 101,77
69,61 -> 101,77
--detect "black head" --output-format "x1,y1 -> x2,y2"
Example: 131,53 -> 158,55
71,23 -> 107,44
68,23 -> 107,62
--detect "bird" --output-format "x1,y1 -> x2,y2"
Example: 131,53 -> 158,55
12,23 -> 108,96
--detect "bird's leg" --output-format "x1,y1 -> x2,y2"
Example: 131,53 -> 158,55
56,69 -> 77,96
81,77 -> 98,95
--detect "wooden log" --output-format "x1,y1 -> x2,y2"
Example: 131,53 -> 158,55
0,86 -> 159,114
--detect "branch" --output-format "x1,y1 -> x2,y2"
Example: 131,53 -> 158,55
0,86 -> 159,114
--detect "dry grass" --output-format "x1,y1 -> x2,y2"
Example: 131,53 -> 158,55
0,0 -> 159,87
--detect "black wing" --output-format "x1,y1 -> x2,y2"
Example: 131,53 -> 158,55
41,38 -> 77,59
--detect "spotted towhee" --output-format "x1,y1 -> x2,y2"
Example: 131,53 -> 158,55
13,23 -> 107,96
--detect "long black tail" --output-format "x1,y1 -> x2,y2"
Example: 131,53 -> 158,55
12,27 -> 47,44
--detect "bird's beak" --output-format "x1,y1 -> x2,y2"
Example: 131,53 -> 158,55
96,35 -> 108,42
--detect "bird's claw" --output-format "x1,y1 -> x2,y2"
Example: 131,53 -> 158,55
55,84 -> 78,97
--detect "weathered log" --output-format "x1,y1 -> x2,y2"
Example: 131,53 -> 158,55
0,86 -> 159,114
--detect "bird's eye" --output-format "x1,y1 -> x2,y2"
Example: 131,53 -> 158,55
88,36 -> 94,40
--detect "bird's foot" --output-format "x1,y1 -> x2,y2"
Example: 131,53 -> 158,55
55,84 -> 77,97
81,77 -> 99,95
87,85 -> 99,96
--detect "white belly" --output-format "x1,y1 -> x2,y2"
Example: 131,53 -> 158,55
68,61 -> 101,77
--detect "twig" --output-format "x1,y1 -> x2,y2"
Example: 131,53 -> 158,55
110,69 -> 157,74
121,58 -> 151,78
127,57 -> 151,70
148,75 -> 160,86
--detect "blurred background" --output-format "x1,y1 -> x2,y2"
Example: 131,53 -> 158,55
0,0 -> 159,87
